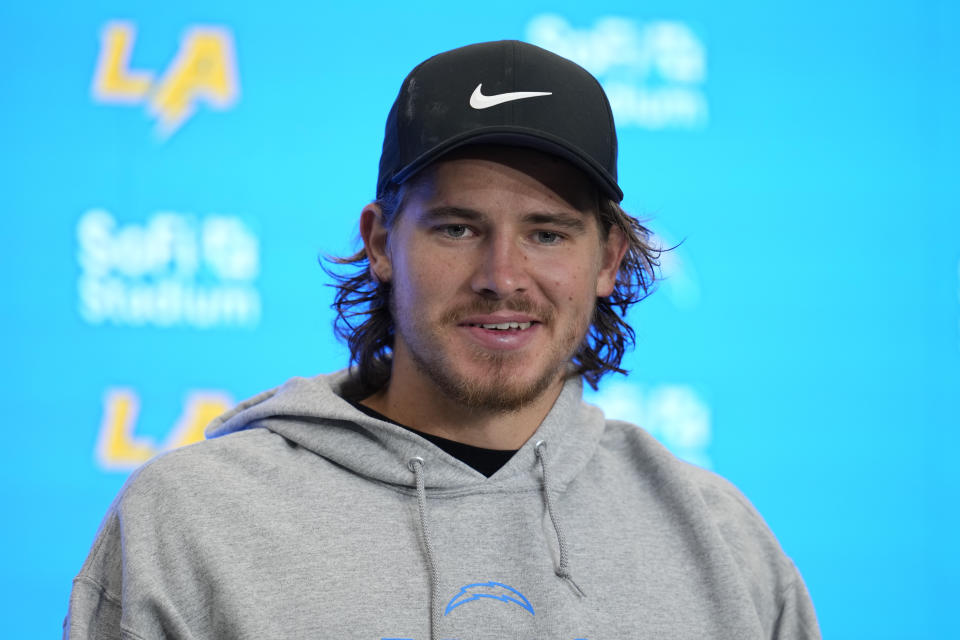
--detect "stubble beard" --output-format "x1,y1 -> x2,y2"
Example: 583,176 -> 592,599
395,296 -> 591,413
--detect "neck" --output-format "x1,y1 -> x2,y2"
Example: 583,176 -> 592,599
360,358 -> 565,451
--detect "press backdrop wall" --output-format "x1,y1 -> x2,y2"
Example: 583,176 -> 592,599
1,1 -> 958,637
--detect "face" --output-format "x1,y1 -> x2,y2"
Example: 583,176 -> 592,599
363,146 -> 626,412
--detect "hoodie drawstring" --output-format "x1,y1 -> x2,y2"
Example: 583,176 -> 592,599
408,456 -> 440,640
535,440 -> 586,597
407,444 -> 584,637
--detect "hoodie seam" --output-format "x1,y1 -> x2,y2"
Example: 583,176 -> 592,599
772,577 -> 817,637
74,574 -> 123,605
120,626 -> 150,640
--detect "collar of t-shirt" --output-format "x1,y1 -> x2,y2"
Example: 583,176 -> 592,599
348,400 -> 518,478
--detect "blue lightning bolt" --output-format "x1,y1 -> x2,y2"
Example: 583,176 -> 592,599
444,581 -> 535,616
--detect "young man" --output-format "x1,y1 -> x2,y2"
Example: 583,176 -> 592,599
66,41 -> 820,639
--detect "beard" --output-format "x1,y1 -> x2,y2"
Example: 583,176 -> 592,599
393,295 -> 590,413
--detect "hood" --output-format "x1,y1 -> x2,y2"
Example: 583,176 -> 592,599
205,368 -> 606,493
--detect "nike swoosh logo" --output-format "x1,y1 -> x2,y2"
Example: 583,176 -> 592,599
469,84 -> 553,109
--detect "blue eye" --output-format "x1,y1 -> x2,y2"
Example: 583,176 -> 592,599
442,225 -> 470,238
536,231 -> 562,244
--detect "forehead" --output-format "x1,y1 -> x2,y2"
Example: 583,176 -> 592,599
402,145 -> 599,215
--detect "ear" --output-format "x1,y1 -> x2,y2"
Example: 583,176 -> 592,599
360,203 -> 392,283
595,225 -> 628,297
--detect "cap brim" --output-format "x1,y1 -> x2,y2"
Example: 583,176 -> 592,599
392,126 -> 624,202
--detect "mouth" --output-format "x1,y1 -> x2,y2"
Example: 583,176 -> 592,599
456,314 -> 543,351
464,321 -> 535,331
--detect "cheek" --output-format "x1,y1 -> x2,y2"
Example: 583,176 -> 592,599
537,256 -> 594,304
393,250 -> 461,304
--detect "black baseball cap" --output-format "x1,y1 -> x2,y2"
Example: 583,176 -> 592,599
376,40 -> 623,202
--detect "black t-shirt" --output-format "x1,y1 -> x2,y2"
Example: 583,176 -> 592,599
349,401 -> 517,477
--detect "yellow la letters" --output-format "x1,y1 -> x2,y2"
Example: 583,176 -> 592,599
96,388 -> 233,470
96,389 -> 155,469
91,22 -> 153,102
150,27 -> 239,136
91,21 -> 239,138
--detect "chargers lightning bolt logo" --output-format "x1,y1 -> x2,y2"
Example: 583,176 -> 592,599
444,581 -> 535,616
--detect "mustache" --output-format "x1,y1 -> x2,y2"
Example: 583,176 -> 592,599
439,296 -> 555,325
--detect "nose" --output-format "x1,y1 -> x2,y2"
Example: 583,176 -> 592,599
470,232 -> 530,299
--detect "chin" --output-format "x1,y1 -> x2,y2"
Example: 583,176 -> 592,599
434,358 -> 564,412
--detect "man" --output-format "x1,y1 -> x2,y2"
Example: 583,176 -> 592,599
66,41 -> 820,639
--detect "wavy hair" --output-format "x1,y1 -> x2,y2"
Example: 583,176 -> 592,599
324,184 -> 661,394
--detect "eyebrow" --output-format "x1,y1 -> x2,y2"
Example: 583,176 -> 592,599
418,206 -> 485,224
521,212 -> 587,231
419,206 -> 588,232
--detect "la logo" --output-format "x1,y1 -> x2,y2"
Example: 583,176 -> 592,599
92,21 -> 239,138
96,388 -> 233,470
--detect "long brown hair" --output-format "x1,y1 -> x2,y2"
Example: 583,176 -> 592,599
324,184 -> 661,394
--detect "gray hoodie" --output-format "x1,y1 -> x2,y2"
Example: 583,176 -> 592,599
65,370 -> 820,639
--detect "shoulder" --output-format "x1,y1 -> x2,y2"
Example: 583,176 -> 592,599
598,418 -> 810,626
600,418 -> 793,566
599,418 -> 776,531
91,428 -> 303,540
74,429 -> 296,592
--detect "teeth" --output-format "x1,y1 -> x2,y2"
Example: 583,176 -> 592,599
477,321 -> 533,330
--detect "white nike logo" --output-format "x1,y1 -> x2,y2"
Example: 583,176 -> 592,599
469,84 -> 553,109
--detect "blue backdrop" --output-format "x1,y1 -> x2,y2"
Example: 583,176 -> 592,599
1,1 -> 957,637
